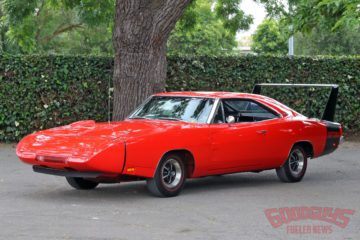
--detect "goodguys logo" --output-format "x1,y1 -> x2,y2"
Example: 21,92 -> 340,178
264,207 -> 355,234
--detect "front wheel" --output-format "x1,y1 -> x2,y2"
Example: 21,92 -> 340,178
66,177 -> 99,190
276,145 -> 308,182
146,154 -> 186,197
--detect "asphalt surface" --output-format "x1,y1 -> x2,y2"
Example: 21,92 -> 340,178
0,142 -> 359,240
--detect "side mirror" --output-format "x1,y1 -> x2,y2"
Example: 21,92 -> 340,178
226,115 -> 235,124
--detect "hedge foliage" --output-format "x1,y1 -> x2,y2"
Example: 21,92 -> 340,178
0,55 -> 359,141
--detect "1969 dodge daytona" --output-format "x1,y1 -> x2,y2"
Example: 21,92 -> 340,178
16,83 -> 343,197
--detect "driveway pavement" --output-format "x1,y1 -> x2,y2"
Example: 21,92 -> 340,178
0,142 -> 359,240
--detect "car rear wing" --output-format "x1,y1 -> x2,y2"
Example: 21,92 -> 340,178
252,83 -> 339,122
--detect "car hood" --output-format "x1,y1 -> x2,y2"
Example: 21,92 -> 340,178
17,119 -> 182,157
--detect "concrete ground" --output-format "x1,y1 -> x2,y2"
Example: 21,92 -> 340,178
0,142 -> 359,240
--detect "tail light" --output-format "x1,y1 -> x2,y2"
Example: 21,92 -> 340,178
321,121 -> 342,156
327,130 -> 341,139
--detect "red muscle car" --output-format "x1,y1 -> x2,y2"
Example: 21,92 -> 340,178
16,83 -> 343,197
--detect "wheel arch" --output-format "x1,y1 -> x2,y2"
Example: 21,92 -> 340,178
280,141 -> 314,167
294,141 -> 314,159
156,149 -> 196,178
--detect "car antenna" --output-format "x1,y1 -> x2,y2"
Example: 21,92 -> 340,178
107,74 -> 112,123
107,74 -> 116,138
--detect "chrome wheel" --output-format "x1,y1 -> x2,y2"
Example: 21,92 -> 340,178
161,158 -> 182,189
288,149 -> 305,177
276,145 -> 308,183
147,154 -> 186,197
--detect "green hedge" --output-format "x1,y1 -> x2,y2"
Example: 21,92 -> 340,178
0,55 -> 359,142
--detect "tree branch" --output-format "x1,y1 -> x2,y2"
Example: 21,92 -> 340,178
35,0 -> 46,42
41,23 -> 83,45
114,0 -> 191,52
154,0 -> 192,42
36,0 -> 45,17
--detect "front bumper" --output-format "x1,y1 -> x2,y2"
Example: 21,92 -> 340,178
339,136 -> 344,145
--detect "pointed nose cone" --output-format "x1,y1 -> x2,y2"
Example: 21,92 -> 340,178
16,120 -> 126,173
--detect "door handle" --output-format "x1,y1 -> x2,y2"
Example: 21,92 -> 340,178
257,130 -> 267,135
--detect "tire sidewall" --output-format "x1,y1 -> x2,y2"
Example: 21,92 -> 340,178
66,177 -> 99,190
154,154 -> 186,197
285,146 -> 308,182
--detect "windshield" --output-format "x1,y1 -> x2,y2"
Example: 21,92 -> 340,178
130,96 -> 215,123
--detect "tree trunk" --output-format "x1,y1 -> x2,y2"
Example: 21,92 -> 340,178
112,0 -> 191,120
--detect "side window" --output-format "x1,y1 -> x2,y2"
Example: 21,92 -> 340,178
247,102 -> 268,112
223,99 -> 279,123
213,102 -> 225,123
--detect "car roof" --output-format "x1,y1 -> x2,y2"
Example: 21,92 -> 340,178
154,91 -> 299,117
155,91 -> 257,98
154,91 -> 279,103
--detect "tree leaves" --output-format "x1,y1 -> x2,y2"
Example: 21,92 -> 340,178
251,19 -> 289,54
1,55 -> 359,141
258,0 -> 359,32
1,0 -> 115,54
168,0 -> 255,56
168,0 -> 239,56
1,0 -> 255,55
215,0 -> 253,34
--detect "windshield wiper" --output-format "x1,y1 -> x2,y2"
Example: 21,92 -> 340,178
130,116 -> 182,121
129,117 -> 152,120
157,117 -> 181,121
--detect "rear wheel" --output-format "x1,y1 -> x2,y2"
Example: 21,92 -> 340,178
66,177 -> 99,190
147,154 -> 186,197
276,145 -> 308,182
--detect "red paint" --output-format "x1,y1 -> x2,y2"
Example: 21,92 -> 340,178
16,92 -> 341,179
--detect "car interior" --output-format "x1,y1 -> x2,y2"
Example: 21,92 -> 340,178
213,99 -> 280,123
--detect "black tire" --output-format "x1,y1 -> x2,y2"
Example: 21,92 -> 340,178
66,177 -> 99,190
146,154 -> 186,197
276,145 -> 308,182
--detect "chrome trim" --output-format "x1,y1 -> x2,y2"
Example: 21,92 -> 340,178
221,97 -> 283,119
161,158 -> 183,189
211,100 -> 226,124
245,98 -> 283,118
339,136 -> 344,145
207,98 -> 220,124
288,149 -> 305,177
220,101 -> 226,122
209,97 -> 283,125
129,95 -> 217,124
227,116 -> 281,125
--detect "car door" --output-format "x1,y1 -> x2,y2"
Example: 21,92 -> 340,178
208,99 -> 281,172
